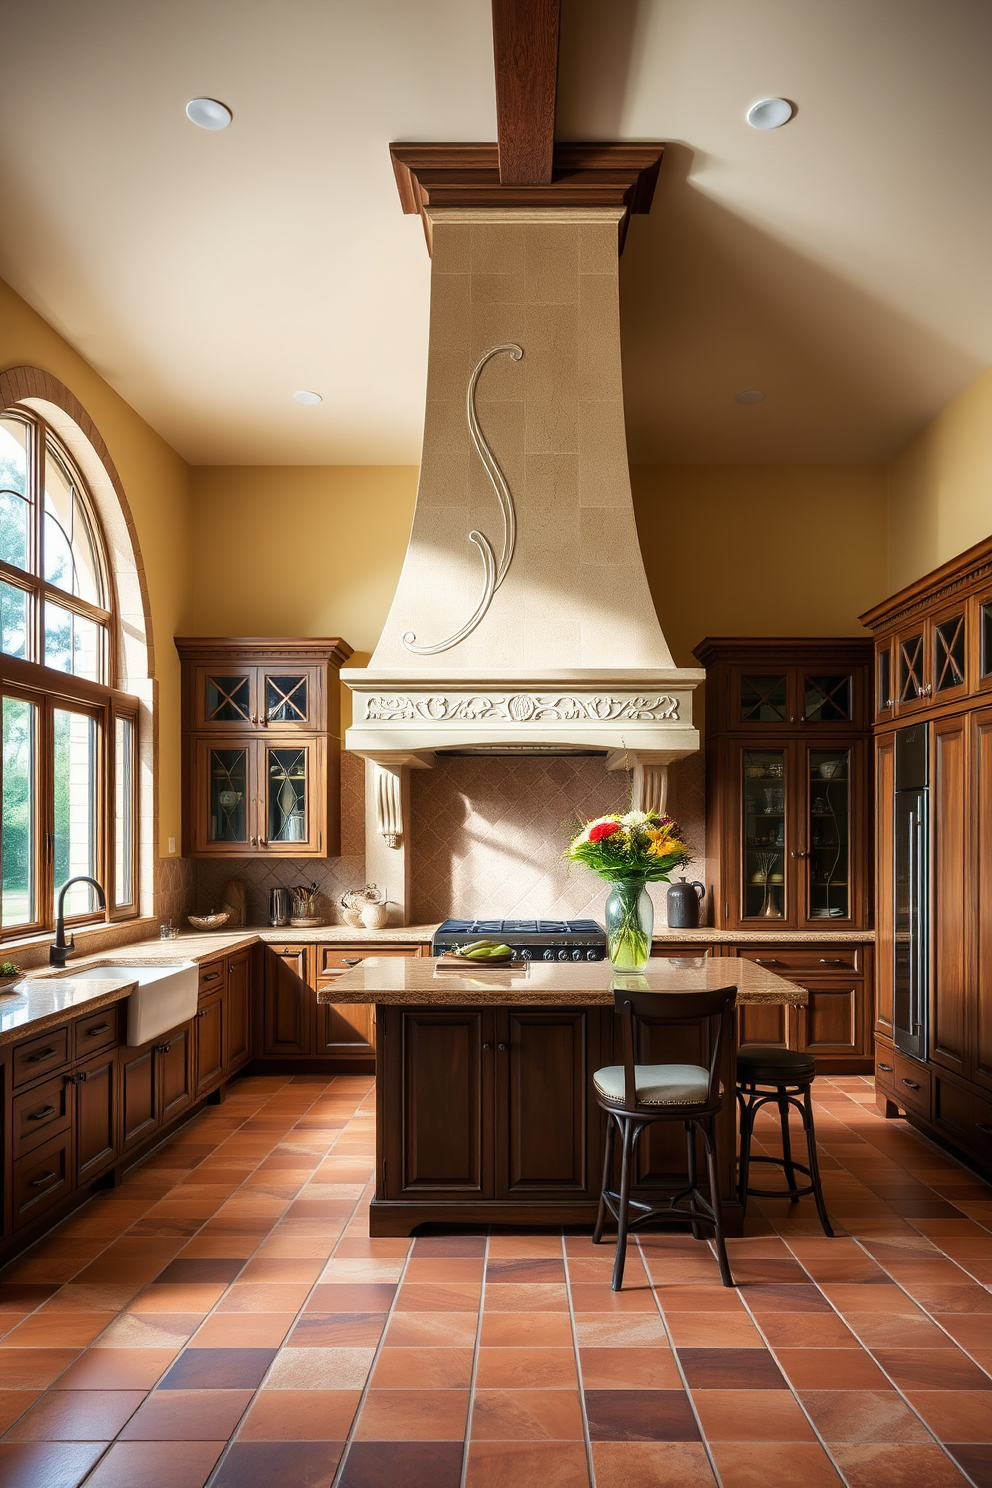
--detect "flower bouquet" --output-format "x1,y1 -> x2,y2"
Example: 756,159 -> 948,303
566,811 -> 692,971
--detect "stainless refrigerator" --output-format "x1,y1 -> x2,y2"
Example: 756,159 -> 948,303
893,724 -> 928,1060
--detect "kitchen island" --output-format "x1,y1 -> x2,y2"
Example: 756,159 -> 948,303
322,955 -> 806,1236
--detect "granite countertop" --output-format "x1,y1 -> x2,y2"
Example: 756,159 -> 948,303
318,954 -> 807,1009
651,927 -> 874,943
0,974 -> 140,1047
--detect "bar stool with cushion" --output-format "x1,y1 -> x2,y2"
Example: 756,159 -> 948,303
592,985 -> 738,1291
736,1046 -> 834,1236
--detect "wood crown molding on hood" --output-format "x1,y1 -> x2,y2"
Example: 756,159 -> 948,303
388,141 -> 665,254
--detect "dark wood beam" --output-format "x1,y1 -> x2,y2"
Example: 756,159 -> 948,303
389,141 -> 665,254
491,0 -> 560,185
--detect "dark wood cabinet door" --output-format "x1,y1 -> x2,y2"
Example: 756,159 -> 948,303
495,1009 -> 600,1199
875,733 -> 895,1038
931,715 -> 969,1077
227,951 -> 252,1071
263,947 -> 313,1055
380,1008 -> 493,1199
121,1046 -> 156,1150
737,1001 -> 789,1053
75,1050 -> 118,1185
195,993 -> 224,1097
315,997 -> 375,1058
13,1131 -> 71,1229
158,1028 -> 193,1124
974,708 -> 992,1095
793,980 -> 866,1059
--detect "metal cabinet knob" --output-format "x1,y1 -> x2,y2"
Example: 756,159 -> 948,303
482,1042 -> 492,1051
497,1042 -> 507,1052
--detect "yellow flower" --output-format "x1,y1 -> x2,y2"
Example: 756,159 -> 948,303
645,826 -> 681,858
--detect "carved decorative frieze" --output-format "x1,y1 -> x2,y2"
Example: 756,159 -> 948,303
363,692 -> 681,724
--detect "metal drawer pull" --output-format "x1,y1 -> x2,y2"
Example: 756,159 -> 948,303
878,1063 -> 893,1072
342,958 -> 361,966
86,1023 -> 110,1035
755,958 -> 781,966
29,1172 -> 56,1186
28,1105 -> 57,1121
819,958 -> 845,965
25,1047 -> 57,1062
976,1122 -> 992,1134
901,1078 -> 921,1090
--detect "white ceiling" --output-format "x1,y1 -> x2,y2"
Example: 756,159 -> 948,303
1,0 -> 991,466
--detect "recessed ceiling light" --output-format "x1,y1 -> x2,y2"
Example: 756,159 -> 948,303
735,390 -> 765,404
185,98 -> 232,130
746,98 -> 794,130
293,390 -> 322,406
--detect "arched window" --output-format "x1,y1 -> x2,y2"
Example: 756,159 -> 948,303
0,405 -> 138,938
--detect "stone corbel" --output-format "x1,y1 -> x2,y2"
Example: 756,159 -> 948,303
606,749 -> 680,817
374,767 -> 403,849
357,751 -> 434,927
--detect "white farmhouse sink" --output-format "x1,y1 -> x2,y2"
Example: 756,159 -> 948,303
70,962 -> 199,1046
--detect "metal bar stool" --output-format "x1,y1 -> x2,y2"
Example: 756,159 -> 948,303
736,1047 -> 834,1236
592,984 -> 738,1291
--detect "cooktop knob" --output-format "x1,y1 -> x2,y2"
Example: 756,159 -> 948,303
586,949 -> 599,961
557,949 -> 569,961
521,948 -> 532,960
543,950 -> 555,961
572,949 -> 582,961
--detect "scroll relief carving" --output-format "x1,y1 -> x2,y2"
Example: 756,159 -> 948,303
402,342 -> 523,656
364,694 -> 680,723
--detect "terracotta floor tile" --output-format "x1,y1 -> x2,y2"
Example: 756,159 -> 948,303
664,1311 -> 766,1347
692,1389 -> 817,1441
741,1282 -> 835,1313
354,1387 -> 470,1440
236,1257 -> 324,1285
127,1282 -> 228,1313
82,1438 -> 225,1488
800,1388 -> 933,1442
830,1442 -> 970,1488
569,1283 -> 656,1313
119,1387 -> 252,1440
403,1258 -> 485,1283
471,1388 -> 585,1441
709,1441 -> 843,1487
818,1283 -> 923,1315
411,1236 -> 487,1258
305,1283 -> 397,1313
263,1345 -> 374,1390
591,1440 -> 717,1488
331,1238 -> 411,1258
466,1439 -> 590,1486
159,1346 -> 277,1390
337,1440 -> 463,1488
0,1441 -> 105,1487
0,1311 -> 114,1348
237,1388 -> 361,1439
653,1285 -> 745,1312
578,1347 -> 681,1389
486,1258 -> 567,1284
0,1392 -> 40,1434
947,1444 -> 992,1487
906,1390 -> 992,1442
0,1347 -> 81,1390
910,1284 -> 992,1314
87,1313 -> 199,1350
190,1312 -> 295,1348
215,1282 -> 313,1313
777,1346 -> 893,1389
5,1387 -> 145,1442
678,1346 -> 787,1389
176,1234 -> 264,1259
572,1314 -> 670,1348
475,1310 -> 573,1347
372,1346 -> 475,1389
567,1256 -> 649,1286
393,1282 -> 481,1312
843,1311 -> 954,1348
488,1236 -> 565,1259
584,1388 -> 699,1442
873,1348 -> 992,1392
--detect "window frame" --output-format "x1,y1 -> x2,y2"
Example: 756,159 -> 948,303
0,405 -> 139,942
0,406 -> 113,682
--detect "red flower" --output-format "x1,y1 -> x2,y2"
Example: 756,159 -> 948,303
589,821 -> 620,842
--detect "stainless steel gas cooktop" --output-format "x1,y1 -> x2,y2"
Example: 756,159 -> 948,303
432,919 -> 607,962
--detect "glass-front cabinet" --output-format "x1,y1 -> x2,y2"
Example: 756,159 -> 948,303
697,639 -> 872,931
178,638 -> 352,858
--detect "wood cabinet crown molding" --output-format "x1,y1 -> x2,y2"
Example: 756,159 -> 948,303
859,532 -> 992,635
388,141 -> 665,254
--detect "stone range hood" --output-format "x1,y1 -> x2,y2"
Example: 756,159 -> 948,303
344,205 -> 703,921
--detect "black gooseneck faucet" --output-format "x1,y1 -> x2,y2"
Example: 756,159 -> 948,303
50,876 -> 107,967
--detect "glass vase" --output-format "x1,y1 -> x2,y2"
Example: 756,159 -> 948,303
604,877 -> 654,972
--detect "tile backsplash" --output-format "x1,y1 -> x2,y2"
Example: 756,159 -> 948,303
190,750 -> 708,928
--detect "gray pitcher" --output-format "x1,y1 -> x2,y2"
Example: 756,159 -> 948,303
667,877 -> 705,929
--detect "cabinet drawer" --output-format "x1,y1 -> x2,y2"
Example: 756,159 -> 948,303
12,1072 -> 72,1158
13,1131 -> 71,1228
73,1005 -> 120,1060
198,960 -> 226,996
738,945 -> 862,975
12,1026 -> 70,1089
891,1049 -> 931,1118
874,1046 -> 897,1093
317,945 -> 418,977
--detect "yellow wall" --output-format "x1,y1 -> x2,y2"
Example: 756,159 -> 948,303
887,365 -> 992,592
189,466 -> 418,728
0,277 -> 193,854
631,464 -> 889,666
